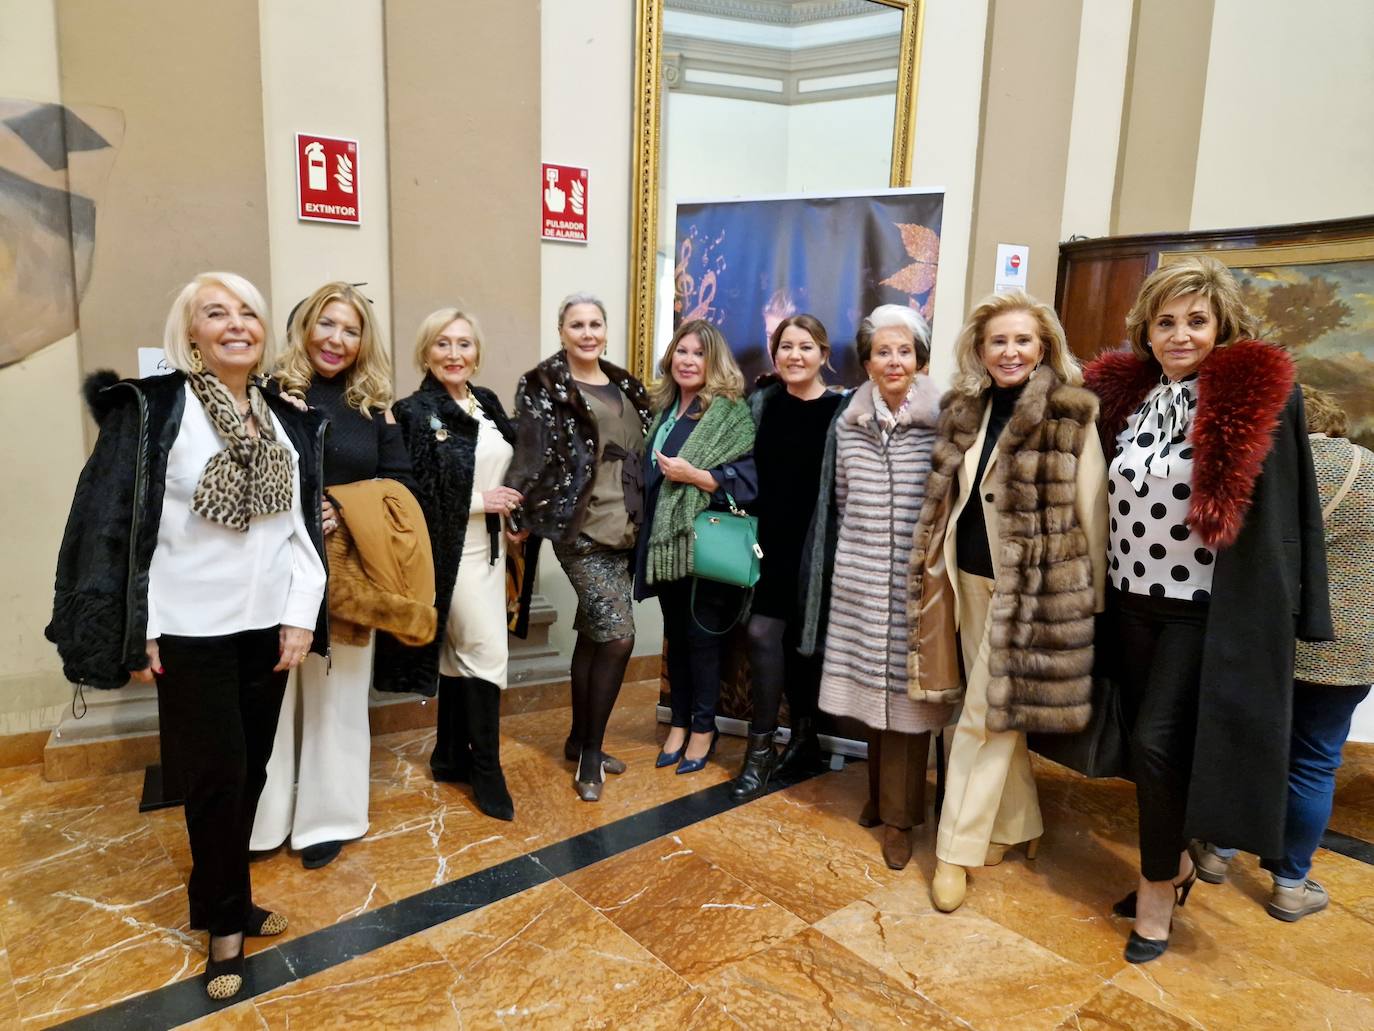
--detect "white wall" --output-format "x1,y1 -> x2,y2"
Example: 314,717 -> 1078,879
1190,0 -> 1374,230
258,0 -> 392,351
0,0 -> 88,733
785,94 -> 894,195
908,0 -> 989,385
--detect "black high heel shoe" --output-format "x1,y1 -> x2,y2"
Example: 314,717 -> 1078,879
1122,860 -> 1199,964
204,935 -> 246,1000
1112,844 -> 1201,919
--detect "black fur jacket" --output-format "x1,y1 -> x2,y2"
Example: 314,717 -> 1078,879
505,350 -> 651,543
376,374 -> 538,696
46,370 -> 329,689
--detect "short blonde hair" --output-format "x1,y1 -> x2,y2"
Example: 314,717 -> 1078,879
650,319 -> 744,415
951,290 -> 1081,397
274,282 -> 392,416
413,307 -> 485,375
1301,384 -> 1349,438
162,272 -> 276,375
1125,255 -> 1258,361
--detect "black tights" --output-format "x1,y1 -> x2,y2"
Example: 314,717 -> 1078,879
570,632 -> 635,779
746,613 -> 821,736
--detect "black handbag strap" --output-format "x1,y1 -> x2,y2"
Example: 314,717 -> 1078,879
690,578 -> 752,637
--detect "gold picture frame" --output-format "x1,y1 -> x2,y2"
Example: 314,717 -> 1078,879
627,0 -> 927,381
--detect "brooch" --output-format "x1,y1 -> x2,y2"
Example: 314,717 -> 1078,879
430,414 -> 449,442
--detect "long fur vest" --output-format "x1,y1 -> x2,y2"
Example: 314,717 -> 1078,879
505,350 -> 651,543
910,366 -> 1100,733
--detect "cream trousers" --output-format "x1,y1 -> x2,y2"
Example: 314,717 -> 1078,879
251,634 -> 374,851
935,571 -> 1043,867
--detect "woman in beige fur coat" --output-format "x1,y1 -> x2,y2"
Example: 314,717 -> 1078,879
910,290 -> 1108,912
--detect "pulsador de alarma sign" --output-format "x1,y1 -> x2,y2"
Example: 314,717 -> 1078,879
296,133 -> 360,225
541,163 -> 588,243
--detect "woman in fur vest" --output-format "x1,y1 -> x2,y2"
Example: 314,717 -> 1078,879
1085,257 -> 1330,963
635,319 -> 757,778
252,282 -> 415,871
385,308 -> 531,822
815,306 -> 952,872
913,291 -> 1108,913
505,294 -> 652,800
47,273 -> 327,1000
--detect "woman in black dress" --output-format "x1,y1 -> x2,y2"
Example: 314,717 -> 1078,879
731,314 -> 846,801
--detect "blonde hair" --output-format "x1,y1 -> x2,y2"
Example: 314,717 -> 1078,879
951,290 -> 1082,397
650,319 -> 744,415
413,307 -> 485,375
1125,256 -> 1258,361
1301,384 -> 1349,438
274,282 -> 392,416
162,272 -> 276,375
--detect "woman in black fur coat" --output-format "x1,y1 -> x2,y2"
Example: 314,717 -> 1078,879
381,307 -> 534,821
505,293 -> 652,801
47,272 -> 327,1001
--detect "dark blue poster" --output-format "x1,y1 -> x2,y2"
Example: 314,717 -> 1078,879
672,189 -> 944,389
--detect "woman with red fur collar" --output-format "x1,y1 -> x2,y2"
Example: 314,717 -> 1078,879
1085,256 -> 1332,964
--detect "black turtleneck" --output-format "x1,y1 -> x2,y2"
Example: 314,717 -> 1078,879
305,373 -> 416,492
956,382 -> 1025,578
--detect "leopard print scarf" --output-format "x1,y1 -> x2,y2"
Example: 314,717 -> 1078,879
186,371 -> 295,532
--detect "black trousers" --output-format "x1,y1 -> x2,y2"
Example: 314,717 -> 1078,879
658,578 -> 737,733
1113,589 -> 1209,882
156,628 -> 288,935
745,612 -> 821,735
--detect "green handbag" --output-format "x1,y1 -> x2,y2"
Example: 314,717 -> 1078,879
689,494 -> 762,635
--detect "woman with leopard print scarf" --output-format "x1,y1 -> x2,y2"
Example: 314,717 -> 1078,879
47,272 -> 328,1002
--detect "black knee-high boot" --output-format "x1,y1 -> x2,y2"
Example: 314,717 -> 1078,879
463,678 -> 514,821
431,675 -> 472,783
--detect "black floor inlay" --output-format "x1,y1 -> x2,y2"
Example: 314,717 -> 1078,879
1321,827 -> 1374,866
55,768 -> 821,1030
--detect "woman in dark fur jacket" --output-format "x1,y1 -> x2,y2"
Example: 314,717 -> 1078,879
912,291 -> 1108,915
1085,256 -> 1331,965
505,293 -> 652,801
386,308 -> 533,822
252,281 -> 415,872
46,272 -> 328,1001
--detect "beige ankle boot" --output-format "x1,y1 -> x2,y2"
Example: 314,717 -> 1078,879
931,860 -> 967,912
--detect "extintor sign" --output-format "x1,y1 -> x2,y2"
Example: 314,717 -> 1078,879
541,163 -> 588,242
296,133 -> 360,225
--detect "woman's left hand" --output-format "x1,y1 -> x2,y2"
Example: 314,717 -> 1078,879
655,451 -> 717,492
275,625 -> 314,672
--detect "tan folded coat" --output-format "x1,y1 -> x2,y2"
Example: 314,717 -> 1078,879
326,479 -> 437,647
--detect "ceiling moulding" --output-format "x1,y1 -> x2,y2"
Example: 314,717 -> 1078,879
663,32 -> 899,104
665,0 -> 879,26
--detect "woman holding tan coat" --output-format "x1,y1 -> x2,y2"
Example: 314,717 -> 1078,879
909,290 -> 1108,913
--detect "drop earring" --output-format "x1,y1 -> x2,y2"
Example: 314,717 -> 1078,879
189,344 -> 205,374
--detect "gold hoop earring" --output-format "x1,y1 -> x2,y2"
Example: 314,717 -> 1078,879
189,345 -> 205,374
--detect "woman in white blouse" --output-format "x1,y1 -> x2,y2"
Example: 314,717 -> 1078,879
48,272 -> 328,1001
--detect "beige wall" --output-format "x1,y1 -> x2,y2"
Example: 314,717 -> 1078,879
1111,0 -> 1214,235
0,0 -> 87,732
968,0 -> 1083,304
909,0 -> 989,383
1191,0 -> 1374,230
56,0 -> 272,379
385,0 -> 541,403
258,0 -> 392,358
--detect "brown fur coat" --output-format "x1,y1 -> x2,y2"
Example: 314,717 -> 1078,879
909,367 -> 1103,733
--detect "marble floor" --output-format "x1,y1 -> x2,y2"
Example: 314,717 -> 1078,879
2,680 -> 1373,1030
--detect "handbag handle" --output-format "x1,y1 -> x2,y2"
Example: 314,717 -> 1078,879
1322,444 -> 1361,524
690,579 -> 753,637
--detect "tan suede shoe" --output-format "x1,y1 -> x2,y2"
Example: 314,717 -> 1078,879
1267,879 -> 1328,922
931,860 -> 967,912
1195,842 -> 1233,884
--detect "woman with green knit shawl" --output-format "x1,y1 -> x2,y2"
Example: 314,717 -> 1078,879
634,320 -> 757,774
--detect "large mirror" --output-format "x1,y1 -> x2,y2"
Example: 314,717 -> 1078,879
629,0 -> 925,379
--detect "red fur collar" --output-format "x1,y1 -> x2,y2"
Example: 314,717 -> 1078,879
1084,340 -> 1294,548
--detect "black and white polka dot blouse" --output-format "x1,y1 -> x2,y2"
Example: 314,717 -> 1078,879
1107,374 -> 1216,603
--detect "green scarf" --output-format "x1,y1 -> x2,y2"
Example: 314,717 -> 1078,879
646,396 -> 755,585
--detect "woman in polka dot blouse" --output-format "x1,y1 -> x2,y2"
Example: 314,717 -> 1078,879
1085,256 -> 1332,965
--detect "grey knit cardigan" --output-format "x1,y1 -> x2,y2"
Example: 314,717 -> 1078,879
1295,434 -> 1374,686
